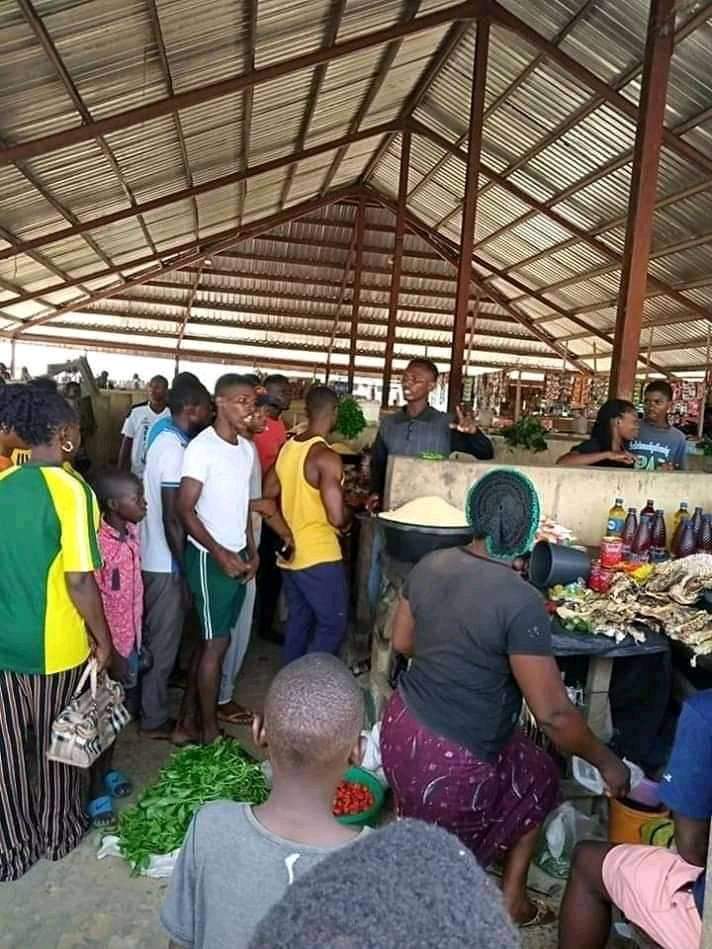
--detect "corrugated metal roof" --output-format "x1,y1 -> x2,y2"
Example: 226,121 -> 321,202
2,0 -> 712,378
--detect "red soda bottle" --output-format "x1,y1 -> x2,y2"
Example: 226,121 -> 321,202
630,515 -> 652,564
621,508 -> 638,561
651,510 -> 667,562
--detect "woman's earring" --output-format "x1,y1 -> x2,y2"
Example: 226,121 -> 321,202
61,440 -> 74,454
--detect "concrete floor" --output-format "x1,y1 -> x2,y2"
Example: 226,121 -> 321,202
0,642 -> 281,949
0,639 -> 568,949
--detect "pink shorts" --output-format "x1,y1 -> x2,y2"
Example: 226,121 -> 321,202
602,845 -> 702,949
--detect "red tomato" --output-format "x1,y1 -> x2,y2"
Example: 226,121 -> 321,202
332,780 -> 375,816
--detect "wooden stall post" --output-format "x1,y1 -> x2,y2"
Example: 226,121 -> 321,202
449,17 -> 490,413
608,0 -> 675,400
348,197 -> 365,393
381,131 -> 410,408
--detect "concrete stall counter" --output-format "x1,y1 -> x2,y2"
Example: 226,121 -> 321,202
385,457 -> 712,548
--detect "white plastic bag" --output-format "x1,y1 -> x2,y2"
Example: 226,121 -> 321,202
535,802 -> 597,879
360,723 -> 388,787
97,834 -> 181,878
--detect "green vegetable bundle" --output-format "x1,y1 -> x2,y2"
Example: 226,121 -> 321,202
118,738 -> 267,873
335,396 -> 367,440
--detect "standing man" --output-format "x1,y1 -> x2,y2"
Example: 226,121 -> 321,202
119,374 -> 170,478
253,374 -> 291,644
368,358 -> 494,510
268,385 -> 350,663
139,375 -> 212,739
175,375 -> 260,746
630,380 -> 689,471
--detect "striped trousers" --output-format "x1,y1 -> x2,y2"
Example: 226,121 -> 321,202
0,665 -> 89,881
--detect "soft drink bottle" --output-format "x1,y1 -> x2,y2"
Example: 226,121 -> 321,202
676,519 -> 698,559
641,499 -> 655,517
691,506 -> 704,543
621,508 -> 638,561
698,515 -> 712,554
651,511 -> 667,563
630,515 -> 653,564
606,498 -> 626,536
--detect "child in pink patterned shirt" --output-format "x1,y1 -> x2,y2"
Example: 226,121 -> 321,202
88,467 -> 147,828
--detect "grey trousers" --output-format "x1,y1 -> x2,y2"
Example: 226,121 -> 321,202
218,578 -> 256,706
140,571 -> 186,729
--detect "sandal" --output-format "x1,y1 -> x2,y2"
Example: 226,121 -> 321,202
518,899 -> 557,930
87,795 -> 115,829
104,769 -> 132,799
217,703 -> 253,725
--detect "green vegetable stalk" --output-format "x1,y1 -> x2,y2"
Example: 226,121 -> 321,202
117,738 -> 267,873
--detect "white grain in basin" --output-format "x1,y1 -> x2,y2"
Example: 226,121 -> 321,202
380,496 -> 469,528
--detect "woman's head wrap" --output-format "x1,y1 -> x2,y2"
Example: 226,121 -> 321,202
466,468 -> 540,560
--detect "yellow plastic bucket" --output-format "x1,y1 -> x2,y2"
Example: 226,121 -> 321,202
608,797 -> 669,845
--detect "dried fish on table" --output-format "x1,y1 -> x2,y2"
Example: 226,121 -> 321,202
549,555 -> 712,662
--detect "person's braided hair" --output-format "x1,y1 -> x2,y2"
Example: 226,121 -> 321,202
0,383 -> 77,446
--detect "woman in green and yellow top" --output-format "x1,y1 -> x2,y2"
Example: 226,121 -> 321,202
0,384 -> 111,882
267,386 -> 350,663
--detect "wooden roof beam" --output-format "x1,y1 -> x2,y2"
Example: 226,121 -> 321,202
9,187 -> 360,337
0,1 -> 484,167
0,122 -> 400,262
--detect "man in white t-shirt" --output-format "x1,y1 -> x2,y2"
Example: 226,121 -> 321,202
175,374 -> 260,746
139,375 -> 212,739
118,375 -> 170,478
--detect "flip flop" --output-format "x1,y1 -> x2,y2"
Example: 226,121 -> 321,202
217,705 -> 254,725
87,795 -> 115,829
518,899 -> 557,930
104,769 -> 132,799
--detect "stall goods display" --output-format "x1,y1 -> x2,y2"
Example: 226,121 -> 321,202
332,780 -> 375,817
550,554 -> 712,662
380,496 -> 469,528
536,517 -> 575,546
117,739 -> 267,873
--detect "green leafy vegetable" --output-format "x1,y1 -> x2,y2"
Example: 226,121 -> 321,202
501,416 -> 549,453
335,397 -> 367,440
117,738 -> 267,873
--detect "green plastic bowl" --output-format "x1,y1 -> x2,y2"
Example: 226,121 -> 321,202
335,766 -> 385,828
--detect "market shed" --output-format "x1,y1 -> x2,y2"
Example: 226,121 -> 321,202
1,0 -> 712,405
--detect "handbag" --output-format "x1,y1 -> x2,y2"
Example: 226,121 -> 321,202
47,660 -> 131,768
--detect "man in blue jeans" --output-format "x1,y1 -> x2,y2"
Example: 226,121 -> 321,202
267,386 -> 350,663
559,690 -> 712,949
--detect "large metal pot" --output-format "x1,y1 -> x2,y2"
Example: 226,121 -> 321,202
377,517 -> 475,564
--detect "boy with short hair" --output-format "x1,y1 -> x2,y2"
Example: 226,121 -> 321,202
161,654 -> 367,949
118,375 -> 170,477
630,380 -> 688,471
174,374 -> 260,746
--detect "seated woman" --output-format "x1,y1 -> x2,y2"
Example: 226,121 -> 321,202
380,469 -> 629,929
557,399 -> 639,468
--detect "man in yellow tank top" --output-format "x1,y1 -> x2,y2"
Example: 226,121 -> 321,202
267,386 -> 351,663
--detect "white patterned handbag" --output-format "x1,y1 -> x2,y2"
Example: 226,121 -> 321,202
47,660 -> 131,768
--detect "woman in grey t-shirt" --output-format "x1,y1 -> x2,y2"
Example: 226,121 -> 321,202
380,469 -> 630,929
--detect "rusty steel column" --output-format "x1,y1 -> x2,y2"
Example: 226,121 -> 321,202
348,197 -> 365,392
449,17 -> 490,412
382,130 -> 410,407
609,0 -> 675,399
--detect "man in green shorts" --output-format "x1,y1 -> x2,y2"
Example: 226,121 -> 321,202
175,375 -> 260,745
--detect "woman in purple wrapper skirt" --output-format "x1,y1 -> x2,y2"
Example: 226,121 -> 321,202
380,469 -> 631,930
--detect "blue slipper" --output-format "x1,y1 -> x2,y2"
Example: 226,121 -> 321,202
104,769 -> 132,798
87,795 -> 115,829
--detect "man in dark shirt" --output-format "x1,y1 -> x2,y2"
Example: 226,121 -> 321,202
368,359 -> 494,508
559,690 -> 712,949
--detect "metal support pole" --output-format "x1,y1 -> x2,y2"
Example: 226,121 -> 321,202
348,197 -> 365,393
449,17 -> 490,412
382,130 -> 410,408
609,0 -> 675,399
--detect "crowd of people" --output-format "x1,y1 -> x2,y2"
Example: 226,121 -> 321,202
0,363 -> 709,949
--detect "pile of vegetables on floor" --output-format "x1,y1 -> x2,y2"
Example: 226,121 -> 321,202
117,738 -> 267,873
